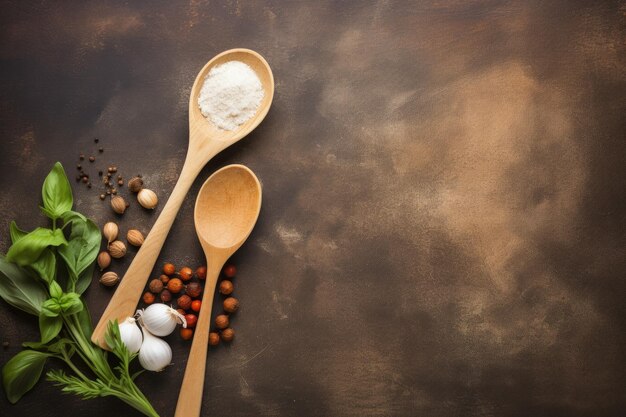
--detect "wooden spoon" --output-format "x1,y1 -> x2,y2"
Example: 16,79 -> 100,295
174,164 -> 262,417
92,49 -> 274,347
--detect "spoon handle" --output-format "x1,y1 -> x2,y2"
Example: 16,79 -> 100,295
174,261 -> 222,417
92,159 -> 202,347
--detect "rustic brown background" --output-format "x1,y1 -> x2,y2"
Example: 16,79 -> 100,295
1,1 -> 625,416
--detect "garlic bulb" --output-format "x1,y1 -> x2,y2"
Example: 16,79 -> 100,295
118,317 -> 142,354
138,326 -> 172,371
137,304 -> 187,336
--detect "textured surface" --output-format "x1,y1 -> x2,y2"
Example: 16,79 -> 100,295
1,1 -> 625,416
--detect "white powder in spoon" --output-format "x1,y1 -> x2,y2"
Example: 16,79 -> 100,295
197,61 -> 264,131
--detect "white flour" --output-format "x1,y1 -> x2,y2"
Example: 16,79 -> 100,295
197,61 -> 264,131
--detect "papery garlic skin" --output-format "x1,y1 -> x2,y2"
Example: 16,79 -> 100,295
139,326 -> 172,372
138,303 -> 187,336
118,317 -> 142,354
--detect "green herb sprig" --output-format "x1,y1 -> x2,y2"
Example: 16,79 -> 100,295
0,162 -> 158,417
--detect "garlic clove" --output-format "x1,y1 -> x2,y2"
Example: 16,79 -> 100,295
109,240 -> 127,258
97,251 -> 111,270
118,317 -> 143,354
111,195 -> 127,214
138,326 -> 172,372
126,229 -> 144,247
99,271 -> 119,287
138,303 -> 187,336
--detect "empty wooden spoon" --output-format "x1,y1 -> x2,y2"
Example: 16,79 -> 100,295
174,164 -> 262,417
92,49 -> 274,347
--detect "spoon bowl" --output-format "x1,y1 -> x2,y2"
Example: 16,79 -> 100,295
92,49 -> 273,348
174,164 -> 262,417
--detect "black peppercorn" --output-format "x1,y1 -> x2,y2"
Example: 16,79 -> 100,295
99,147 -> 104,153
98,170 -> 103,176
77,164 -> 82,169
79,154 -> 85,160
118,180 -> 124,186
89,156 -> 95,162
82,177 -> 88,183
106,190 -> 111,195
87,182 -> 92,188
100,194 -> 105,200
94,138 -> 99,143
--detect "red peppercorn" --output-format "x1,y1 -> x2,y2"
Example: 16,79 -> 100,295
223,264 -> 236,278
196,266 -> 207,280
142,292 -> 155,305
191,300 -> 202,313
209,332 -> 220,346
163,263 -> 176,276
219,280 -> 234,295
179,266 -> 193,282
215,314 -> 229,329
180,328 -> 193,341
186,282 -> 202,298
167,278 -> 183,294
160,289 -> 172,303
221,328 -> 235,342
184,313 -> 198,328
178,294 -> 192,310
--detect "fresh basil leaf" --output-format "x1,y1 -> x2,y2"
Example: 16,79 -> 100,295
6,228 -> 67,266
39,313 -> 63,343
0,257 -> 47,316
76,299 -> 93,337
58,218 -> 100,283
29,248 -> 56,284
2,349 -> 50,403
41,299 -> 61,317
9,221 -> 28,244
75,263 -> 95,295
60,210 -> 86,225
23,338 -> 73,356
49,281 -> 62,299
41,162 -> 72,220
59,292 -> 82,315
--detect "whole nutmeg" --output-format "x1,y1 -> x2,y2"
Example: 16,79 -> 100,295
110,195 -> 127,214
103,222 -> 118,243
160,274 -> 170,284
196,266 -> 207,280
223,264 -> 236,278
97,251 -> 111,271
167,278 -> 183,294
127,176 -> 144,193
160,289 -> 172,303
126,229 -> 144,247
219,280 -> 234,295
186,282 -> 202,298
223,297 -> 239,313
163,263 -> 175,276
137,189 -> 158,209
99,271 -> 119,287
209,332 -> 220,346
177,294 -> 192,310
148,278 -> 163,294
221,328 -> 235,342
215,314 -> 229,329
108,240 -> 126,258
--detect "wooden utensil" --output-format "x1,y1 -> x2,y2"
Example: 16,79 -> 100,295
174,164 -> 262,417
92,49 -> 274,347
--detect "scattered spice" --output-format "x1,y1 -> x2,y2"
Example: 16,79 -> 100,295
166,278 -> 183,293
179,266 -> 193,282
159,274 -> 170,285
159,289 -> 172,303
184,314 -> 198,328
128,176 -> 144,193
215,315 -> 229,329
180,328 -> 193,341
177,295 -> 192,310
223,264 -> 236,278
219,280 -> 234,295
209,333 -> 220,346
223,297 -> 239,313
196,266 -> 207,280
163,263 -> 176,276
89,156 -> 95,162
2,341 -> 9,349
186,282 -> 202,298
142,292 -> 155,305
191,300 -> 202,313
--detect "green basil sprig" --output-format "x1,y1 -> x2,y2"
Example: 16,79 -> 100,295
0,162 -> 159,416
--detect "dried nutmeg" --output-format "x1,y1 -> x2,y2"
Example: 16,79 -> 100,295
97,251 -> 111,271
159,274 -> 170,284
177,294 -> 192,310
99,271 -> 119,287
219,280 -> 234,295
128,176 -> 144,193
137,189 -> 158,209
103,222 -> 118,243
223,297 -> 239,313
209,332 -> 220,346
215,314 -> 229,329
126,229 -> 144,247
160,289 -> 172,303
108,240 -> 127,258
148,279 -> 163,294
221,328 -> 235,343
110,196 -> 127,214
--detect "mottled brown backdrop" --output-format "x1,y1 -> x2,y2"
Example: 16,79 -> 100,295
1,1 -> 625,416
